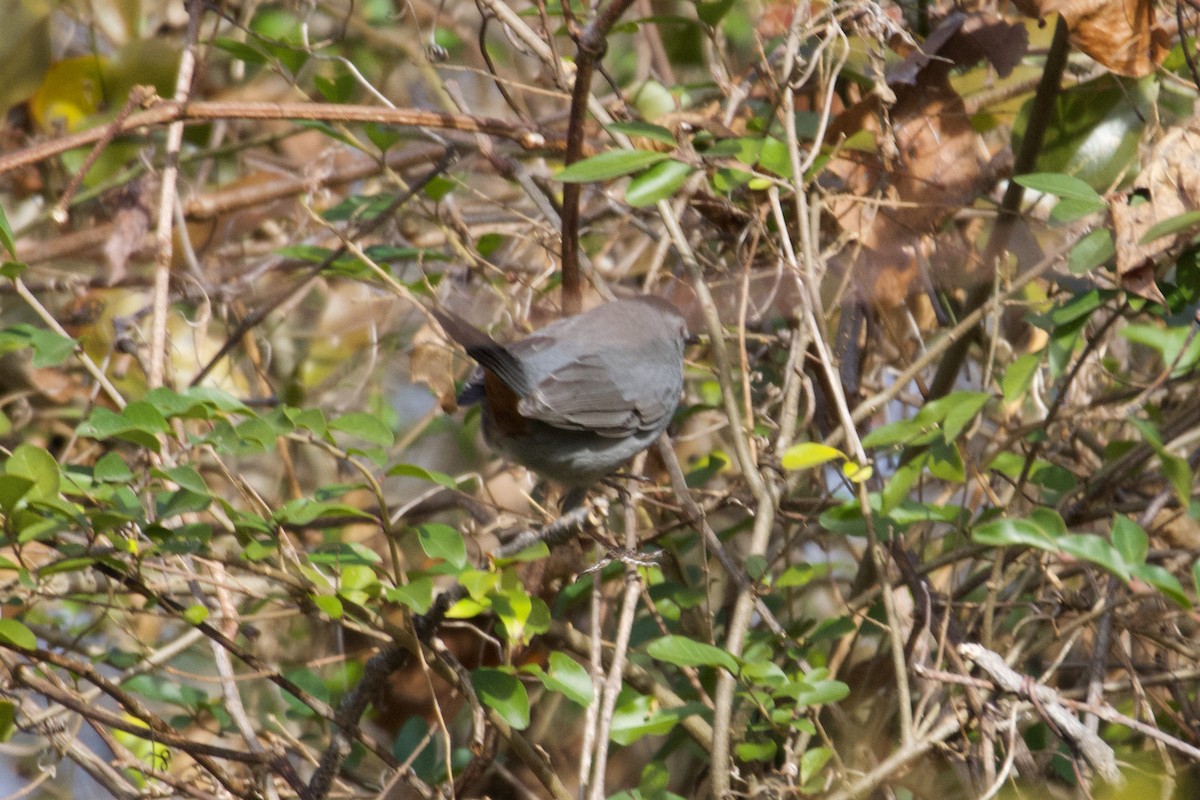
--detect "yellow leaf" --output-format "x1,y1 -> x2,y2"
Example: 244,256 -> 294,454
780,442 -> 846,471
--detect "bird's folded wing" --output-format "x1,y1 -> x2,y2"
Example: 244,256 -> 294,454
518,352 -> 673,437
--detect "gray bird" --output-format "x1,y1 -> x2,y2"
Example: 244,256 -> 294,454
433,296 -> 688,502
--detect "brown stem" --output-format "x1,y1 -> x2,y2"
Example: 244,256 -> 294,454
559,0 -> 638,316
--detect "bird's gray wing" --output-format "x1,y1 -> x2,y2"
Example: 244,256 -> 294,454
517,351 -> 675,437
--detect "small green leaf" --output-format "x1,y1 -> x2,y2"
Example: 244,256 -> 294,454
94,453 -> 133,483
313,594 -> 344,619
941,392 -> 990,441
1002,353 -> 1042,405
697,0 -> 736,25
780,443 -> 845,471
1111,516 -> 1148,566
800,746 -> 834,785
735,739 -> 777,762
0,619 -> 36,650
330,413 -> 394,447
1131,563 -> 1190,608
214,37 -> 268,65
472,668 -> 530,729
387,463 -> 458,489
1139,210 -> 1200,244
0,262 -> 26,280
1068,228 -> 1115,274
0,203 -> 16,258
646,635 -> 738,673
775,678 -> 850,706
530,652 -> 594,707
557,150 -> 669,182
605,121 -> 676,144
416,523 -> 467,568
1013,173 -> 1103,205
182,604 -> 209,625
775,563 -> 826,589
386,577 -> 434,613
973,517 -> 1058,549
0,700 -> 15,741
4,444 -> 60,501
1057,534 -> 1130,582
625,159 -> 694,207
1160,452 -> 1192,507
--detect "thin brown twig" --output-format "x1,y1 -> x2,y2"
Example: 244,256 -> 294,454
0,99 -> 565,179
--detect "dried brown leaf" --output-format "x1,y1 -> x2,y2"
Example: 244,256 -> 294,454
1110,119 -> 1200,304
1014,0 -> 1169,77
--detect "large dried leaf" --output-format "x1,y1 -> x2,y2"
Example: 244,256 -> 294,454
1109,119 -> 1200,304
1013,0 -> 1169,77
822,13 -> 1010,308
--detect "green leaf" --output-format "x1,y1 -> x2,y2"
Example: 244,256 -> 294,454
557,149 -> 669,182
1121,324 -> 1200,376
1068,228 -> 1115,274
1057,534 -> 1130,582
1111,516 -> 1148,566
941,392 -> 990,441
1002,353 -> 1042,405
4,444 -> 60,501
774,563 -> 827,589
1160,452 -> 1193,507
214,37 -> 267,65
1131,563 -> 1190,608
774,678 -> 850,706
0,475 -> 33,515
861,416 -> 935,449
78,403 -> 170,452
625,159 -> 694,207
1050,197 -> 1106,224
1013,173 -> 1103,205
973,517 -> 1058,550
182,604 -> 209,625
735,739 -> 777,762
646,635 -> 739,673
472,668 -> 530,729
696,0 -> 736,25
94,453 -> 133,483
416,523 -> 467,568
927,439 -> 965,483
800,746 -> 834,785
330,413 -> 394,446
529,652 -> 594,707
275,498 -> 372,526
780,443 -> 846,471
0,700 -> 15,741
605,121 -> 676,145
385,577 -> 434,613
387,463 -> 458,489
0,619 -> 36,650
0,262 -> 26,280
739,660 -> 789,687
880,457 -> 922,515
0,202 -> 16,258
313,594 -> 344,619
1139,210 -> 1200,244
